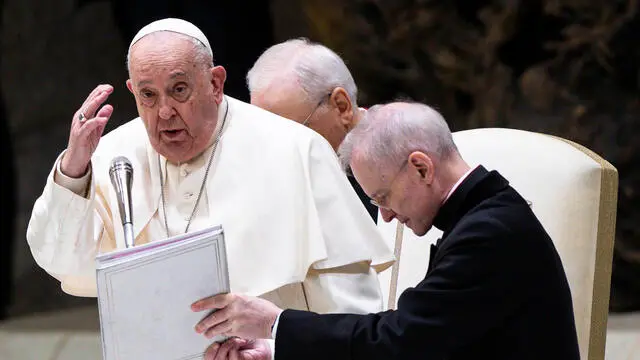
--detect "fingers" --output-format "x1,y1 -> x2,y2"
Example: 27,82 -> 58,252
230,349 -> 241,360
230,339 -> 253,360
204,320 -> 232,339
215,338 -> 239,360
196,307 -> 230,334
81,84 -> 113,112
79,87 -> 113,122
192,293 -> 234,312
205,342 -> 220,360
96,104 -> 114,119
234,338 -> 252,348
230,344 -> 243,360
73,104 -> 112,134
205,338 -> 243,360
85,84 -> 113,103
82,117 -> 109,138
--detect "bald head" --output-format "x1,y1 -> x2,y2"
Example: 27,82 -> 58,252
338,102 -> 459,172
247,38 -> 361,150
247,38 -> 357,106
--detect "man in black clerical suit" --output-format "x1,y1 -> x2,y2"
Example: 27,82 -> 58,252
245,38 -> 378,222
190,101 -> 580,360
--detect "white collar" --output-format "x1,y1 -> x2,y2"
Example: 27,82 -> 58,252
444,165 -> 477,202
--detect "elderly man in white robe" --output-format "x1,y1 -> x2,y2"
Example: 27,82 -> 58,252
246,38 -> 378,222
26,18 -> 394,356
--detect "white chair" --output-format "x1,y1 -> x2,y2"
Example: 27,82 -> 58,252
377,128 -> 618,360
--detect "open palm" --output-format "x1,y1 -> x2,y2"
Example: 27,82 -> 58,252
61,84 -> 114,177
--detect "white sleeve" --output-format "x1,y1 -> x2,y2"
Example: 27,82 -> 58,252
53,152 -> 91,197
25,150 -> 110,296
305,136 -> 394,272
303,261 -> 384,314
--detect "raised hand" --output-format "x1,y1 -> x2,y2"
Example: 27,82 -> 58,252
60,84 -> 114,178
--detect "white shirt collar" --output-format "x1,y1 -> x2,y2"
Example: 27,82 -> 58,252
444,165 -> 478,202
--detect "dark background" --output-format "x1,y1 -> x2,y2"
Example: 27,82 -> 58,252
0,0 -> 638,319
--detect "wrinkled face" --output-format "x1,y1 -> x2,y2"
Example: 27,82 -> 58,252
351,152 -> 441,236
251,83 -> 354,151
126,33 -> 226,163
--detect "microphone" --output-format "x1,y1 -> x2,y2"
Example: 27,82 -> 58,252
109,156 -> 135,248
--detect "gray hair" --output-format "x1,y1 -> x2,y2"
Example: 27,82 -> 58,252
338,102 -> 459,171
246,38 -> 358,107
126,32 -> 213,75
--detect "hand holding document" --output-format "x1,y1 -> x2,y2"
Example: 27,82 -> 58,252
96,225 -> 230,360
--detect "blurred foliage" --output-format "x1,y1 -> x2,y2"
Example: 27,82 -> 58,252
300,0 -> 640,310
302,0 -> 638,130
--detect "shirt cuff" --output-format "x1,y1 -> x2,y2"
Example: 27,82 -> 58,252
271,310 -> 282,340
266,339 -> 276,360
54,159 -> 91,197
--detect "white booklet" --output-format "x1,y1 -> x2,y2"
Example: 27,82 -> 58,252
95,225 -> 230,360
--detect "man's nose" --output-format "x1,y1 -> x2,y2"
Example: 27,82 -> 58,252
158,97 -> 176,120
380,208 -> 397,223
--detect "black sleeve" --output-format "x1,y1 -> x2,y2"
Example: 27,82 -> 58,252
275,223 -> 531,360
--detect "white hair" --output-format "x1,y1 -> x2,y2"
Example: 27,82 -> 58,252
126,32 -> 213,75
338,102 -> 459,171
246,38 -> 358,107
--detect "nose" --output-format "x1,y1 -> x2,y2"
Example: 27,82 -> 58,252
380,208 -> 397,223
158,96 -> 176,120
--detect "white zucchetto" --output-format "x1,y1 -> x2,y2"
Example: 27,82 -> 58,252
129,18 -> 213,58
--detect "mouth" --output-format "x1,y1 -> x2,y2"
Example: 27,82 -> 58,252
160,129 -> 187,141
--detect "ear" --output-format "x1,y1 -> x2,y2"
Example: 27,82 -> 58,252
210,66 -> 227,104
126,79 -> 134,94
329,87 -> 354,129
408,151 -> 434,185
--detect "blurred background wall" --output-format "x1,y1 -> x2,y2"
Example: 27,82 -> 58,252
0,0 -> 638,319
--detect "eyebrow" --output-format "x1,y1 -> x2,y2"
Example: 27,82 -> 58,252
137,71 -> 188,87
170,71 -> 187,79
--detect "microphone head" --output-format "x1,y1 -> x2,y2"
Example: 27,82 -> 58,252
109,156 -> 133,176
109,156 -> 135,247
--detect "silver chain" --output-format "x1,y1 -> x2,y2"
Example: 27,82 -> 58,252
157,101 -> 229,237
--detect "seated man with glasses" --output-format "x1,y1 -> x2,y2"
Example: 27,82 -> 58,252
246,38 -> 377,222
190,101 -> 580,360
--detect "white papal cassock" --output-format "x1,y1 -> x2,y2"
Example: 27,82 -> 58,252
26,95 -> 394,317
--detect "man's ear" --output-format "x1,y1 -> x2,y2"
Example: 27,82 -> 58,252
408,151 -> 434,184
329,87 -> 354,129
126,79 -> 134,94
211,66 -> 227,104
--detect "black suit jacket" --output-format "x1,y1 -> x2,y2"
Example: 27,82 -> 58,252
275,166 -> 580,360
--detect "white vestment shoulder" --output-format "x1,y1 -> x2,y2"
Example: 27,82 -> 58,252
26,95 -> 394,300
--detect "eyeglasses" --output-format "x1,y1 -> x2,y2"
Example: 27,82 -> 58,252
302,93 -> 332,127
369,160 -> 408,209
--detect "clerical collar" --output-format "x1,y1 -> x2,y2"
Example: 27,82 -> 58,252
431,165 -> 510,234
443,165 -> 477,202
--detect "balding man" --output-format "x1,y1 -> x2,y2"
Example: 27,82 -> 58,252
246,38 -> 377,221
193,102 -> 580,360
26,18 -> 393,356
